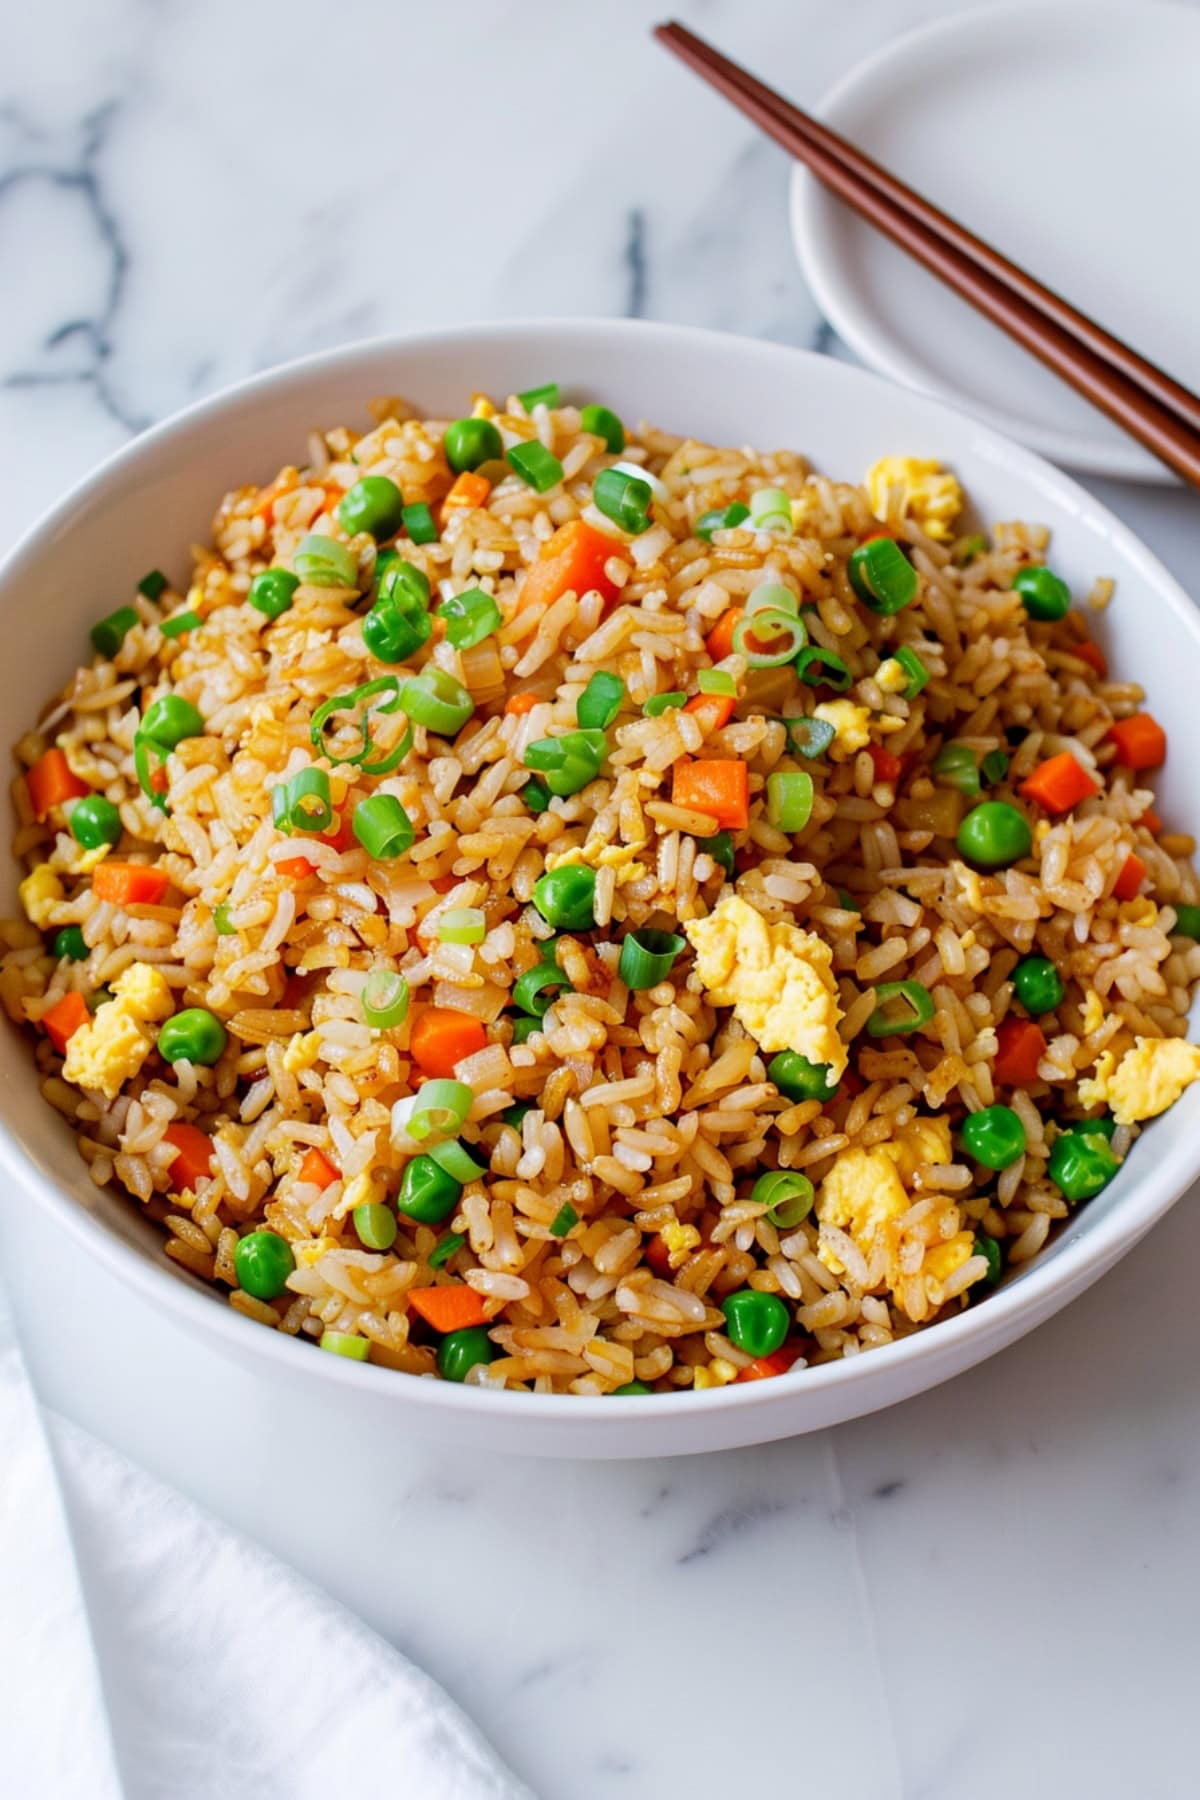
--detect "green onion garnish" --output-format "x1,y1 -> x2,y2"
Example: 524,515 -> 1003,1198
783,716 -> 836,759
213,902 -> 236,936
361,968 -> 410,1029
512,961 -> 572,1017
695,830 -> 734,876
280,768 -> 333,832
402,502 -> 439,545
522,780 -> 551,814
695,502 -> 750,541
644,692 -> 686,717
428,1139 -> 487,1183
580,403 -> 625,452
748,487 -> 793,535
438,908 -> 486,945
352,794 -> 415,860
954,533 -> 989,568
732,609 -> 807,669
893,645 -> 930,698
403,1078 -> 473,1142
594,467 -> 653,534
91,606 -> 139,658
294,534 -> 358,589
698,669 -> 736,697
510,1016 -> 541,1045
618,928 -> 685,991
848,538 -> 919,615
518,382 -> 560,412
362,599 -> 432,665
271,783 -> 291,831
400,669 -> 475,736
549,1202 -> 579,1237
981,749 -> 1010,785
523,729 -> 606,796
502,1101 -> 534,1130
378,560 -> 431,613
506,441 -> 564,492
751,1169 -> 814,1229
134,694 -> 206,813
577,672 -> 625,729
745,581 -> 799,619
319,1331 -> 370,1360
932,742 -> 981,799
794,646 -> 852,691
867,979 -> 937,1037
311,676 -> 413,777
161,611 -> 200,640
353,1202 -> 398,1251
437,587 -> 502,650
766,770 -> 814,833
429,1230 -> 467,1268
138,569 -> 168,601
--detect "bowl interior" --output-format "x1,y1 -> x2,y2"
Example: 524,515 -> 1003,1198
3,319 -> 1199,1451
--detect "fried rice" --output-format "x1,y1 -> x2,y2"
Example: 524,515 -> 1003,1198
4,385 -> 1200,1394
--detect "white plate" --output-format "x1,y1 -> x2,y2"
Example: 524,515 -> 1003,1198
790,0 -> 1200,481
3,318 -> 1200,1456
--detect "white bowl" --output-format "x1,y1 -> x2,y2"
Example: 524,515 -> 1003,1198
3,318 -> 1198,1457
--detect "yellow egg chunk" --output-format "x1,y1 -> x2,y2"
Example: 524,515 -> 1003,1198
683,894 -> 846,1075
1081,989 -> 1105,1037
62,961 -> 174,1098
812,700 -> 872,759
111,962 -> 173,1021
19,866 -> 65,928
281,1030 -> 321,1074
865,455 -> 963,541
1078,1037 -> 1200,1125
334,1168 -> 386,1221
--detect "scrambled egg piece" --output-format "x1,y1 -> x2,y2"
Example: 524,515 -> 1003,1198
684,895 -> 846,1076
281,1030 -> 322,1074
875,658 -> 909,695
865,456 -> 963,541
19,866 -> 65,928
68,844 -> 111,876
813,700 -> 905,760
293,1235 -> 338,1268
1078,1037 -> 1200,1126
62,961 -> 174,1098
660,1218 -> 701,1269
545,839 -> 647,881
1081,989 -> 1105,1037
693,1357 -> 738,1390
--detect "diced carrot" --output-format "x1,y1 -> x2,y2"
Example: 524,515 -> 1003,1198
516,519 -> 628,615
867,743 -> 903,785
504,692 -> 541,715
645,1234 -> 673,1278
26,748 -> 89,821
252,467 -> 298,522
407,1285 -> 490,1333
705,607 -> 744,662
41,991 -> 90,1054
92,862 -> 169,906
439,470 -> 490,528
1107,713 -> 1166,771
1138,807 -> 1163,835
298,1147 -> 339,1190
409,1007 -> 487,1078
163,1122 -> 214,1192
276,855 -> 317,880
1072,639 -> 1108,679
1019,751 -> 1101,815
994,1017 -> 1047,1086
317,811 -> 356,852
737,1343 -> 806,1383
1113,852 -> 1146,902
683,692 -> 736,732
428,874 -> 457,894
671,759 -> 750,830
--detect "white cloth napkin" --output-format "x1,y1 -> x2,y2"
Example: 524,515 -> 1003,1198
0,1279 -> 533,1800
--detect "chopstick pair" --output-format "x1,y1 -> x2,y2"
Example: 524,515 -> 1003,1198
654,20 -> 1200,488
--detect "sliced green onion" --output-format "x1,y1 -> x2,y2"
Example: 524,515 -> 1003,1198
353,794 -> 415,860
518,382 -> 559,411
137,569 -> 168,601
405,1079 -> 473,1142
402,501 -> 439,545
745,582 -> 799,619
837,889 -> 862,913
502,1101 -> 534,1130
522,780 -> 551,814
510,1016 -> 542,1045
378,560 -> 431,613
610,459 -> 669,503
751,1169 -> 815,1228
580,403 -> 625,452
362,599 -> 432,665
732,609 -> 807,669
374,547 -> 401,588
141,694 -> 205,749
577,672 -> 625,730
91,606 -> 140,658
213,902 -> 236,936
353,1202 -> 398,1250
893,645 -> 930,698
783,716 -> 836,759
644,692 -> 686,716
766,770 -> 814,832
311,676 -> 413,777
933,742 -> 981,799
294,534 -> 358,589
594,467 -> 653,534
319,1330 -> 370,1360
161,610 -> 200,639
361,968 -> 410,1029
284,767 -> 333,832
438,908 -> 486,945
848,538 -> 918,614
507,440 -> 564,492
618,928 -> 685,990
954,533 -> 989,567
271,782 -> 291,831
695,502 -> 750,541
748,487 -> 793,534
698,668 -> 737,697
549,1201 -> 579,1237
981,748 -> 1010,785
400,669 -> 475,736
867,979 -> 936,1037
428,1139 -> 487,1183
512,961 -> 571,1017
438,587 -> 502,649
134,735 -> 169,811
794,646 -> 852,691
429,1230 -> 466,1268
695,831 -> 735,876
523,729 -> 606,796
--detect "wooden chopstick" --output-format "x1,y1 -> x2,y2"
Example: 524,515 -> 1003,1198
654,20 -> 1200,488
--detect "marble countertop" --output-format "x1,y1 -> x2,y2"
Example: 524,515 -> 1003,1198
4,2 -> 1200,1795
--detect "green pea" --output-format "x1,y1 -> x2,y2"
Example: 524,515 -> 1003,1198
956,801 -> 1032,869
397,1154 -> 462,1224
53,925 -> 88,962
157,1008 -> 228,1066
248,568 -> 301,620
721,1289 -> 790,1358
1058,1114 -> 1116,1143
611,1380 -> 652,1395
1172,905 -> 1200,940
973,1233 -> 1004,1290
234,1229 -> 295,1300
361,596 -> 432,664
444,417 -> 503,473
1012,565 -> 1071,621
960,1104 -> 1026,1170
338,475 -> 405,542
437,1325 -> 496,1382
768,1050 -> 838,1103
69,794 -> 122,851
532,864 -> 596,932
353,1201 -> 398,1250
1011,955 -> 1064,1015
1047,1129 -> 1120,1204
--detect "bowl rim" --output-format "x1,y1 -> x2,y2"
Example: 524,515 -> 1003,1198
3,312 -> 1200,1424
